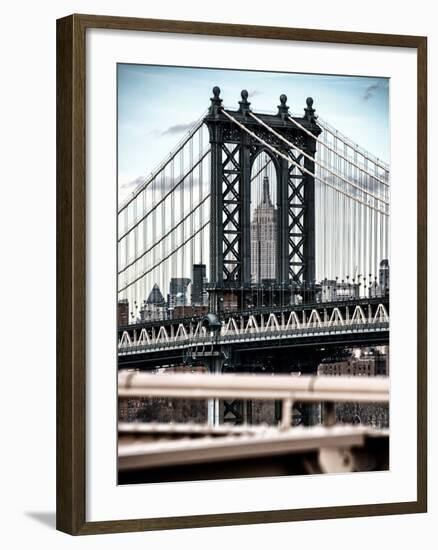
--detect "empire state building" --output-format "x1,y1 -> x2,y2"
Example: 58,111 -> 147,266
251,174 -> 277,282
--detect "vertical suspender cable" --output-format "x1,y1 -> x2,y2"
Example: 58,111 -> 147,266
199,127 -> 204,264
161,164 -> 166,318
190,131 -> 194,303
181,147 -> 185,315
171,156 -> 175,308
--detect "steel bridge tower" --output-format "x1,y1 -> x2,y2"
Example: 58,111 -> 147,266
204,87 -> 321,314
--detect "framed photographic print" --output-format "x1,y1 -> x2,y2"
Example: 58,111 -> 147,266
56,14 -> 427,535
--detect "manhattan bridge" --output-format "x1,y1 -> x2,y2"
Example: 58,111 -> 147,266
117,87 -> 390,442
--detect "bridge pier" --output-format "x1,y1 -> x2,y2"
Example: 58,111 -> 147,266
207,394 -> 221,427
209,358 -> 222,428
202,353 -> 224,427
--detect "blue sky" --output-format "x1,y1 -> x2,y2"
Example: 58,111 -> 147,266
118,64 -> 389,200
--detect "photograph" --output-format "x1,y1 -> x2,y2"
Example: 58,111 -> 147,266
1,1 -> 430,544
116,65 -> 390,484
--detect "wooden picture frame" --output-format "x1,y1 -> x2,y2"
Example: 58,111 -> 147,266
56,13 -> 427,535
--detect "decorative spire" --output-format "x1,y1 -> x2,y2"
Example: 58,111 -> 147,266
209,86 -> 222,117
277,94 -> 290,120
146,283 -> 166,306
238,89 -> 251,115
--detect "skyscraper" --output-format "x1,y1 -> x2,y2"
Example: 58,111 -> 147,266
379,259 -> 390,294
192,263 -> 207,306
250,174 -> 277,282
168,277 -> 191,308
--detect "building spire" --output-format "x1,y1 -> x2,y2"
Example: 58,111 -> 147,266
262,172 -> 272,206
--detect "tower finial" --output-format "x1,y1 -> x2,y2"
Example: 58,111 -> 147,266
304,97 -> 317,122
209,86 -> 223,117
277,94 -> 289,121
238,89 -> 251,115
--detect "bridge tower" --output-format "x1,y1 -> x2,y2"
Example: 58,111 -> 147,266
204,87 -> 321,314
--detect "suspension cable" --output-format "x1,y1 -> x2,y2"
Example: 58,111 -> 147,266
251,158 -> 272,181
118,149 -> 210,242
221,109 -> 388,217
316,116 -> 389,173
119,220 -> 210,293
118,117 -> 205,214
249,111 -> 388,204
286,116 -> 389,187
120,155 -> 270,267
118,194 -> 211,275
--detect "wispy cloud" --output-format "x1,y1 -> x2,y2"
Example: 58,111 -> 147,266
119,176 -> 144,201
363,83 -> 380,101
121,176 -> 143,191
161,121 -> 197,136
119,174 -> 205,204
